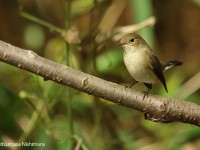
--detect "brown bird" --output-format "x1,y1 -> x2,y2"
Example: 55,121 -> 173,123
119,33 -> 182,96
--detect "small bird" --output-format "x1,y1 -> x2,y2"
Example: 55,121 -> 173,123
119,33 -> 182,97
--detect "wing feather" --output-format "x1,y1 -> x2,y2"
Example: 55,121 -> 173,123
149,52 -> 168,92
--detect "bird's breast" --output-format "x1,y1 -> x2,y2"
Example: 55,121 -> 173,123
123,49 -> 157,83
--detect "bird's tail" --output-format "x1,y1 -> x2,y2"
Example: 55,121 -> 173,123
163,60 -> 183,71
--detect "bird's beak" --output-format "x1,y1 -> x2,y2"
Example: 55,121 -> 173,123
118,41 -> 126,46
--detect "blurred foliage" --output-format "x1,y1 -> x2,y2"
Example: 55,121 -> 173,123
23,24 -> 45,50
192,0 -> 200,5
0,0 -> 200,150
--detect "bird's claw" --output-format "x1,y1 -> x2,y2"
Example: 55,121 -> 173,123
142,90 -> 149,100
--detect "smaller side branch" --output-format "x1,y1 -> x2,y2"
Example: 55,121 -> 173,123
0,40 -> 200,127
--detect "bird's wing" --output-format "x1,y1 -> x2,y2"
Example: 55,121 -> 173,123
149,52 -> 168,93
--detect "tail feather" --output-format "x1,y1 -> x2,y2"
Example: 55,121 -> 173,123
164,60 -> 183,71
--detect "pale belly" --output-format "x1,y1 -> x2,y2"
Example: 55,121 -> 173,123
123,50 -> 157,84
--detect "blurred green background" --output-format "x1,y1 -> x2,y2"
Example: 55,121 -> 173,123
0,0 -> 200,150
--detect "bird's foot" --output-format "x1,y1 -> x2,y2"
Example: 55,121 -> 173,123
142,88 -> 150,100
142,91 -> 149,100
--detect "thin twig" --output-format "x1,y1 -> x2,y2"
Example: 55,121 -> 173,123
19,7 -> 64,34
75,138 -> 83,150
175,72 -> 200,99
65,0 -> 74,149
113,16 -> 156,41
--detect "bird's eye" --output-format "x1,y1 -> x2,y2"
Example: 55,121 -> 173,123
130,37 -> 135,43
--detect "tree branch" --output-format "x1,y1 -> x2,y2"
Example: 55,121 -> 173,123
0,40 -> 200,127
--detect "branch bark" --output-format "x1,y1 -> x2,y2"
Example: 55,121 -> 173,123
0,40 -> 200,127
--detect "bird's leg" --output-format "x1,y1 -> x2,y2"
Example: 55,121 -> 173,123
142,83 -> 152,100
125,81 -> 138,88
